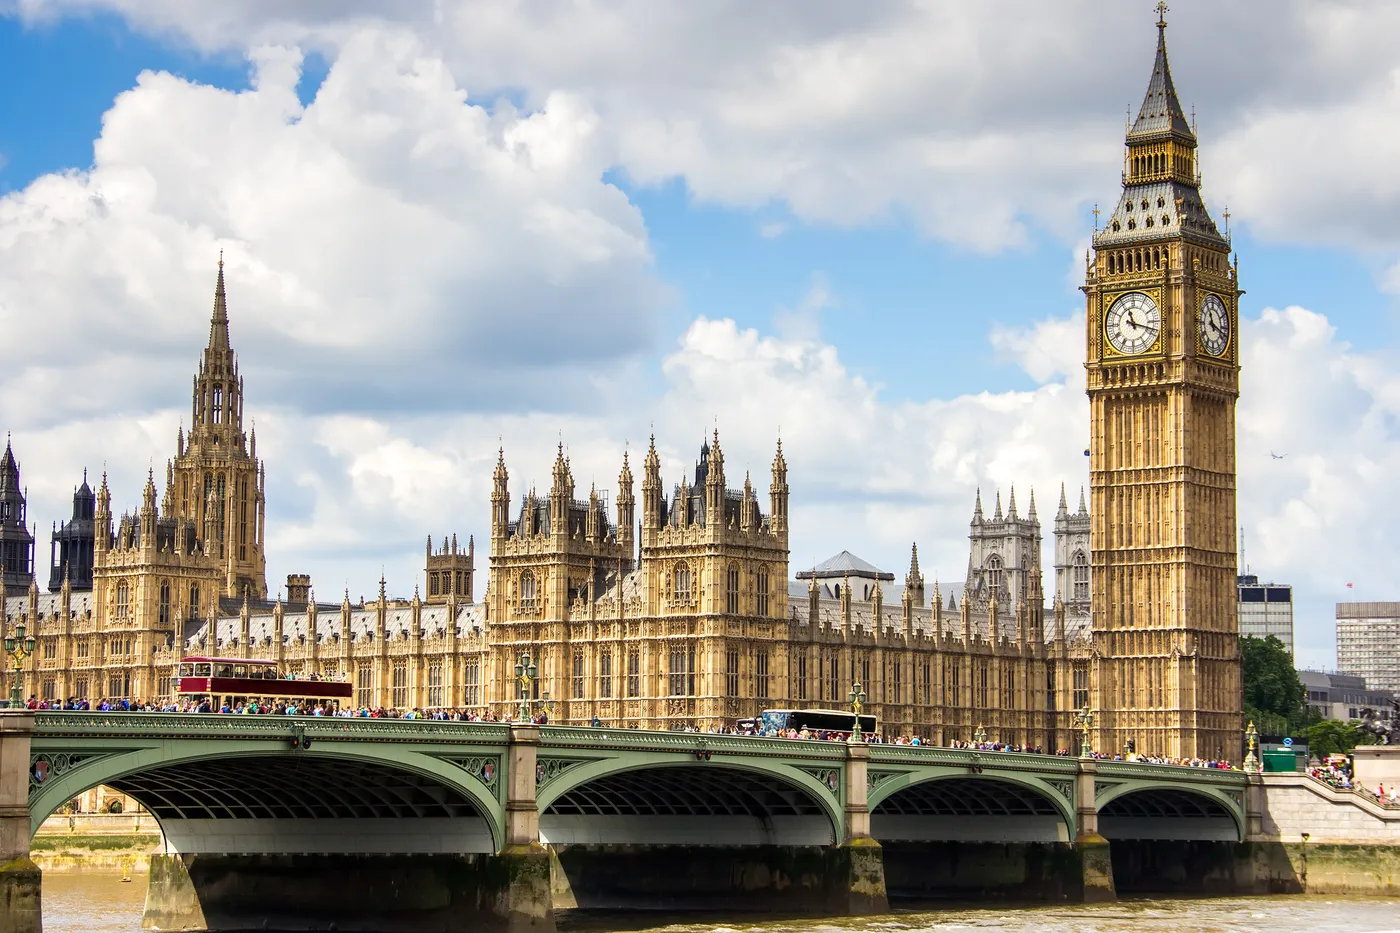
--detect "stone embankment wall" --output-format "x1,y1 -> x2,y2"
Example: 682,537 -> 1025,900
30,813 -> 163,872
1256,773 -> 1400,843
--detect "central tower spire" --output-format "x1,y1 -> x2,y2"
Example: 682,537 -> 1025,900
209,252 -> 231,353
173,257 -> 267,600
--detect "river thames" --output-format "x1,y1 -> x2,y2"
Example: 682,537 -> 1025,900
41,871 -> 1400,933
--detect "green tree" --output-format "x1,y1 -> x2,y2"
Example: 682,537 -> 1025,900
1304,719 -> 1366,759
1240,635 -> 1314,736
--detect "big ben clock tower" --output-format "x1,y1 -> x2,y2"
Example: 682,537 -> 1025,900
1085,5 -> 1242,760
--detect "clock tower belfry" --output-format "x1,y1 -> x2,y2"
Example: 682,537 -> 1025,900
1084,7 -> 1242,760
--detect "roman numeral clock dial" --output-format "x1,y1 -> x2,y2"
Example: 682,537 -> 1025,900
1105,291 -> 1161,355
1198,293 -> 1230,357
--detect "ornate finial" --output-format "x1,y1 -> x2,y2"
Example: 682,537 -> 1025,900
1092,202 -> 1100,233
1155,0 -> 1168,29
218,248 -> 224,269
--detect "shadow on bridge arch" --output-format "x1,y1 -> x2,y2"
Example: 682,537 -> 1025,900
29,744 -> 505,855
1096,782 -> 1243,842
868,772 -> 1074,843
536,756 -> 843,846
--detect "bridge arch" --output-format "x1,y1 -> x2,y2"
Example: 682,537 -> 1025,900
29,742 -> 505,853
868,771 -> 1074,843
536,755 -> 843,846
1095,782 -> 1243,841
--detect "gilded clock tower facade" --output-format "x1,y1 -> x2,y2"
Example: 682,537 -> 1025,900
1084,10 -> 1242,759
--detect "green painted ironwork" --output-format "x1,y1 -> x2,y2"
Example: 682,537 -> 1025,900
26,712 -> 1248,847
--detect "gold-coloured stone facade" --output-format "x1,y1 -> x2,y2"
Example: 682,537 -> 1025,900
1083,16 -> 1243,759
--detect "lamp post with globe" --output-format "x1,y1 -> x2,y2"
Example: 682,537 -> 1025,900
4,620 -> 36,708
847,681 -> 867,743
1074,706 -> 1095,759
514,653 -> 538,722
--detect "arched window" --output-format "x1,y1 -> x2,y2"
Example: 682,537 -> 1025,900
158,581 -> 171,627
674,562 -> 692,602
1073,551 -> 1089,602
115,582 -> 129,620
189,585 -> 200,621
756,567 -> 770,617
212,386 -> 223,424
986,555 -> 1003,593
726,565 -> 739,614
519,571 -> 537,612
429,573 -> 440,597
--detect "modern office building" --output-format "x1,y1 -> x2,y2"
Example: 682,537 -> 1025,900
1336,602 -> 1400,694
1238,574 -> 1294,657
1299,669 -> 1394,721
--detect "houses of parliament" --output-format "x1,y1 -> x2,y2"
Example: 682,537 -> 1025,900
0,13 -> 1242,759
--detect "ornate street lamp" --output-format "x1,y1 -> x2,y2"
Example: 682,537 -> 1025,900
537,689 -> 553,722
514,653 -> 539,722
847,681 -> 867,743
1243,720 -> 1260,773
1074,705 -> 1095,759
973,725 -> 988,747
3,621 -> 36,708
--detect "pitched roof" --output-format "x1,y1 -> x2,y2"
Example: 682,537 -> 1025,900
796,550 -> 895,581
1129,20 -> 1194,142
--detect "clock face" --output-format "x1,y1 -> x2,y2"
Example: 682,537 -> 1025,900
1105,292 -> 1161,355
1198,294 -> 1230,357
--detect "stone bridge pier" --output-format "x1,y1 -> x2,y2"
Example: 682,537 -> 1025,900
0,712 -> 40,933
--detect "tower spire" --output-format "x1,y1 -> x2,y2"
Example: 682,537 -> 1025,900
209,253 -> 231,352
1130,2 -> 1192,142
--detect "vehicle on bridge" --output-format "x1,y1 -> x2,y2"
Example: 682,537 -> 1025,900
174,656 -> 353,706
742,708 -> 878,738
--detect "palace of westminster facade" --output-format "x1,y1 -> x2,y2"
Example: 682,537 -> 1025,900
0,15 -> 1242,758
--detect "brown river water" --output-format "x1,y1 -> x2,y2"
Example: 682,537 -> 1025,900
42,871 -> 1400,933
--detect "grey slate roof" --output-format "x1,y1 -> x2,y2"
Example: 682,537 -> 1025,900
796,551 -> 895,581
1129,25 -> 1193,141
4,591 -> 94,621
1093,180 -> 1226,249
183,602 -> 485,651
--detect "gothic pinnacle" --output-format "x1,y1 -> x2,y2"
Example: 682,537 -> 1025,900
1057,482 -> 1069,517
1007,484 -> 1018,519
1027,487 -> 1037,520
208,255 -> 231,353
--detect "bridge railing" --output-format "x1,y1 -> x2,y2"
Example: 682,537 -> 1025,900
32,711 -> 511,743
868,744 -> 1081,772
538,725 -> 849,759
1095,758 -> 1246,786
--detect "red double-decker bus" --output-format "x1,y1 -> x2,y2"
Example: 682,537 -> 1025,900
174,656 -> 353,705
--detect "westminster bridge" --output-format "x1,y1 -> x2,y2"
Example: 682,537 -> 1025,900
0,711 -> 1386,932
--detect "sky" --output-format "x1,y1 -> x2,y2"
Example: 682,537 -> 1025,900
1,0 -> 1398,673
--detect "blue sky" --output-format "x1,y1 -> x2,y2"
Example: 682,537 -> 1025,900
1,2 -> 1398,672
5,8 -> 1393,405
